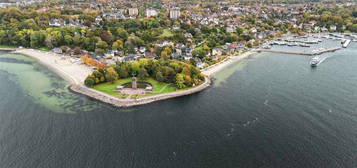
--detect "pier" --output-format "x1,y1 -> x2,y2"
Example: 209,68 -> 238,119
256,47 -> 341,56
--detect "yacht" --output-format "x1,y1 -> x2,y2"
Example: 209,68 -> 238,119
310,56 -> 321,67
299,43 -> 310,47
262,45 -> 271,49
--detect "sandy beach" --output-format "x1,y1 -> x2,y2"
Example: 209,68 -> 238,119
14,49 -> 92,85
202,51 -> 257,77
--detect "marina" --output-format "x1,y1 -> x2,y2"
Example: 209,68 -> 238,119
267,33 -> 357,49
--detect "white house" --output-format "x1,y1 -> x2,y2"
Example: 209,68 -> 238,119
145,8 -> 158,17
170,8 -> 180,19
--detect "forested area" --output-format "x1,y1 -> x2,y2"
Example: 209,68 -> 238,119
84,59 -> 204,89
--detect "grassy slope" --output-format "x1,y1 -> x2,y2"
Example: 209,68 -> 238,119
93,77 -> 178,99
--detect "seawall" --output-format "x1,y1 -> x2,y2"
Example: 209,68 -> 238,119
70,76 -> 211,107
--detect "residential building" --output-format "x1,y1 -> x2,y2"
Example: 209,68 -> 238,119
128,8 -> 139,16
145,8 -> 158,17
170,8 -> 180,19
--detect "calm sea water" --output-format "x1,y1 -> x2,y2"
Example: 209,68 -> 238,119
0,42 -> 357,168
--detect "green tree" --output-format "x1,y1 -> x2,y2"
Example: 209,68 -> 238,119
138,68 -> 149,80
84,76 -> 95,87
112,40 -> 124,50
30,31 -> 45,48
64,34 -> 73,46
155,71 -> 164,82
73,34 -> 82,46
118,65 -> 129,78
96,40 -> 108,49
175,73 -> 186,89
116,28 -> 129,40
105,67 -> 119,83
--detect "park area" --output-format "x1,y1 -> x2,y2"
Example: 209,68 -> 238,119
93,77 -> 178,99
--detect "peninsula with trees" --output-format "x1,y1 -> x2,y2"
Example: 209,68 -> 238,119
1,0 -> 357,106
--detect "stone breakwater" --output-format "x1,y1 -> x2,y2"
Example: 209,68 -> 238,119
70,76 -> 211,107
256,47 -> 341,56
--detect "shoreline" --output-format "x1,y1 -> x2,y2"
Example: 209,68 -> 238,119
202,51 -> 257,77
13,49 -> 91,85
0,48 -> 16,51
8,48 -> 214,107
1,33 -> 354,107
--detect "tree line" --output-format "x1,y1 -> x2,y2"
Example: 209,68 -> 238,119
84,58 -> 205,89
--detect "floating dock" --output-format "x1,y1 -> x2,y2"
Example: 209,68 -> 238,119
256,47 -> 341,56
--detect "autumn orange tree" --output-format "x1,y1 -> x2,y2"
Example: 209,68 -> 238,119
81,54 -> 107,68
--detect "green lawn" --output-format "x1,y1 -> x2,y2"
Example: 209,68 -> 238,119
0,45 -> 17,49
38,47 -> 50,51
92,77 -> 179,99
93,78 -> 132,98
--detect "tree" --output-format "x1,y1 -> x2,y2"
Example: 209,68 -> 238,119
246,42 -> 253,48
104,67 -> 119,83
118,65 -> 129,78
138,68 -> 149,80
85,59 -> 203,88
112,40 -> 124,50
100,31 -> 114,44
160,50 -> 169,60
116,28 -> 129,40
130,61 -> 140,75
95,48 -> 105,55
30,31 -> 45,48
155,71 -> 164,82
73,34 -> 81,46
96,40 -> 108,49
125,34 -> 144,53
175,73 -> 186,89
84,76 -> 95,87
160,47 -> 171,60
162,66 -> 176,83
45,35 -> 54,49
64,34 -> 73,46
0,30 -> 6,45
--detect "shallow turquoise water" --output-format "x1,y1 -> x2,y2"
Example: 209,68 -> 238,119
0,42 -> 357,168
